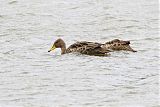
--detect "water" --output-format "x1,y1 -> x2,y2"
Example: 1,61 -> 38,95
0,0 -> 159,107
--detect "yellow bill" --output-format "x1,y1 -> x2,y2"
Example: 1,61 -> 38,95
48,45 -> 56,52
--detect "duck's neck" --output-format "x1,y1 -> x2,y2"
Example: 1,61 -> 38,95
61,44 -> 67,54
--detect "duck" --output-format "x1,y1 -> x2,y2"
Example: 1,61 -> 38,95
103,39 -> 137,52
48,38 -> 111,56
48,38 -> 137,56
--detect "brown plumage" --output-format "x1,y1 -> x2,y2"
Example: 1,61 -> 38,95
48,38 -> 137,56
48,38 -> 111,56
104,39 -> 137,52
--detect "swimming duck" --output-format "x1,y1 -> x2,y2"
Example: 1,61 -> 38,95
104,39 -> 137,52
48,38 -> 111,56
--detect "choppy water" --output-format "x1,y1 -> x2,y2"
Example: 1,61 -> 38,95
0,0 -> 159,107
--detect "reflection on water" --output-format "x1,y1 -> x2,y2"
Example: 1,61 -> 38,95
0,0 -> 159,107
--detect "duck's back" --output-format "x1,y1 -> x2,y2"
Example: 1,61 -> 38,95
66,41 -> 110,56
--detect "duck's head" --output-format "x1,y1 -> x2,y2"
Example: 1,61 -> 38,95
48,38 -> 66,53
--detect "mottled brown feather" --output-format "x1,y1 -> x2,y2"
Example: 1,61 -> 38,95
104,39 -> 137,52
66,41 -> 111,56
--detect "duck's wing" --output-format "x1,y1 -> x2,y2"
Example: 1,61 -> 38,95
105,39 -> 137,52
66,41 -> 99,53
66,41 -> 111,56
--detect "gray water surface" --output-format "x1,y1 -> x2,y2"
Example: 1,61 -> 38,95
0,0 -> 159,107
